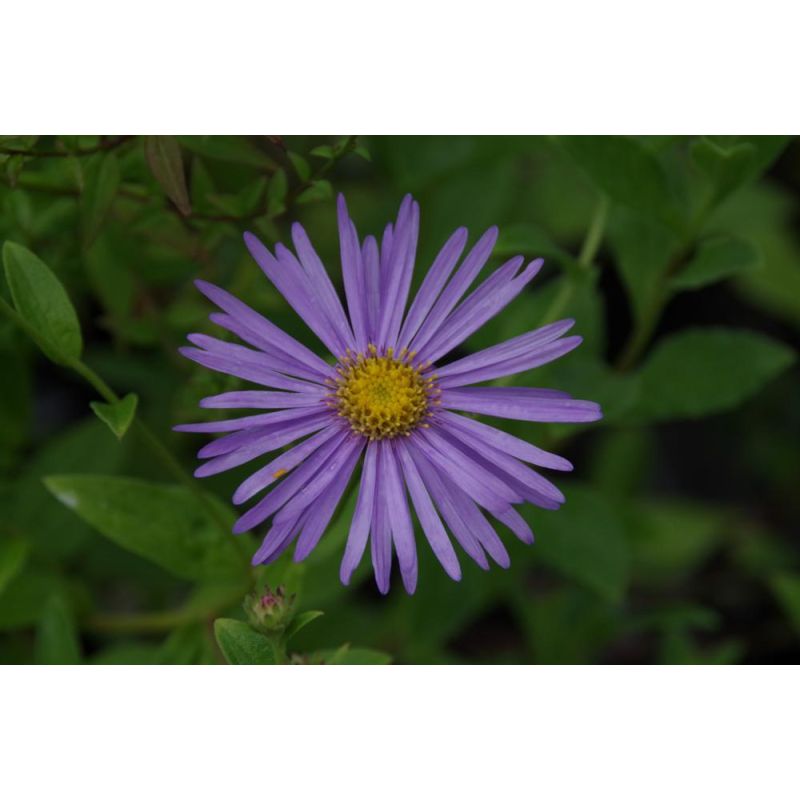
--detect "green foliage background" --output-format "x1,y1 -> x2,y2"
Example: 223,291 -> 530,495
0,135 -> 798,664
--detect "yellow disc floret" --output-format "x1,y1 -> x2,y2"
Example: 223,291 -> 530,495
330,345 -> 437,439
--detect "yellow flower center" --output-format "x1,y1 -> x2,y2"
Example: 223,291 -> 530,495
330,346 -> 437,440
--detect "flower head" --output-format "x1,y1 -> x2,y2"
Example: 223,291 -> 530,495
176,195 -> 602,593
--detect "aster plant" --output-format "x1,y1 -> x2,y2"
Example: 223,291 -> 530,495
177,195 -> 602,593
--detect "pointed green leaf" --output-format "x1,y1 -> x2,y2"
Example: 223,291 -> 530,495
284,610 -> 323,642
670,236 -> 761,291
89,393 -> 138,439
214,618 -> 278,665
526,484 -> 630,604
770,573 -> 800,636
36,593 -> 81,665
43,474 -> 246,582
297,179 -> 332,205
267,168 -> 288,216
310,145 -> 334,160
633,328 -> 795,422
559,135 -> 679,226
81,153 -> 120,248
144,135 -> 191,216
287,151 -> 311,180
2,241 -> 83,365
0,538 -> 28,595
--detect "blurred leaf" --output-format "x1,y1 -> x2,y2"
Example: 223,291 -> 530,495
157,625 -> 215,665
310,145 -> 335,160
287,151 -> 310,180
0,343 -> 31,457
559,135 -> 679,226
144,135 -> 191,216
691,136 -> 790,205
177,136 -> 276,169
43,475 -> 247,583
494,222 -> 576,268
353,144 -> 371,162
90,393 -> 138,440
285,610 -> 324,642
297,179 -> 333,205
770,573 -> 800,635
609,208 -> 678,323
633,328 -> 795,422
81,153 -> 120,248
267,168 -> 288,216
35,592 -> 81,665
626,500 -> 727,585
2,241 -> 83,365
0,569 -> 53,630
0,538 -> 28,595
670,236 -> 761,291
323,644 -> 392,665
526,484 -> 630,604
91,643 -> 160,665
214,618 -> 277,665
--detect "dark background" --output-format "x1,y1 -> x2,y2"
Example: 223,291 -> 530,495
1,135 -> 798,664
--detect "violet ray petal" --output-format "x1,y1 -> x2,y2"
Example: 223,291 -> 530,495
371,461 -> 392,594
495,506 -> 534,545
251,504 -> 312,565
293,443 -> 361,562
186,333 -> 327,386
272,435 -> 364,528
376,195 -> 414,348
435,319 -> 576,379
380,223 -> 394,273
408,445 -> 490,570
178,347 -> 320,393
437,336 -> 583,389
362,235 -> 381,343
408,226 -> 498,355
200,390 -> 326,410
194,414 -> 333,477
244,232 -> 344,358
396,226 -> 469,352
232,424 -> 342,505
273,242 -> 352,357
337,195 -> 369,352
232,428 -> 351,533
291,222 -> 356,351
438,425 -> 565,506
438,411 -> 573,471
440,474 -> 511,568
416,426 -> 523,508
340,441 -> 379,585
396,438 -> 461,580
194,279 -> 331,376
440,387 -> 603,423
384,200 -> 420,349
422,258 -> 545,364
175,405 -> 326,434
383,441 -> 418,594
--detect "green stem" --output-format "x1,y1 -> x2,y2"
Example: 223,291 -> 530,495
539,195 -> 608,326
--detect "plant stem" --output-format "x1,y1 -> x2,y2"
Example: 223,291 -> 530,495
539,194 -> 608,326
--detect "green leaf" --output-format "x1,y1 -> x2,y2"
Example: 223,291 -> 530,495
81,153 -> 120,248
353,144 -> 371,162
297,179 -> 332,205
214,618 -> 278,665
177,136 -> 277,169
89,393 -> 138,439
267,168 -> 288,216
287,151 -> 311,180
770,573 -> 800,635
2,241 -> 83,365
0,538 -> 28,595
144,135 -> 191,216
670,236 -> 761,292
494,221 -> 577,268
559,136 -> 678,225
691,136 -> 791,205
36,593 -> 81,665
43,475 -> 246,583
633,328 -> 795,422
310,145 -> 335,160
284,610 -> 323,642
323,644 -> 392,665
526,484 -> 630,604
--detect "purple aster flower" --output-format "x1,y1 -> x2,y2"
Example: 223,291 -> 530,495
176,195 -> 602,594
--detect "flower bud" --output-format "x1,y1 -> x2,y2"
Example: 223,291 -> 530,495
243,585 -> 295,635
